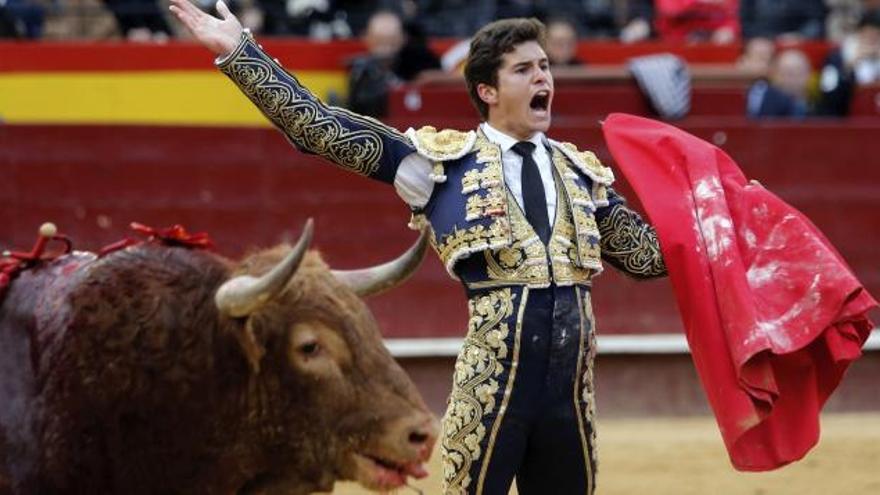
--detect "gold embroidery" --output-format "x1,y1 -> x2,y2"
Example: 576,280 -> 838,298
577,289 -> 599,492
432,135 -> 611,285
476,287 -> 528,493
475,147 -> 602,288
461,166 -> 502,194
219,34 -> 410,177
406,126 -> 477,162
553,140 -> 614,209
433,133 -> 512,278
551,146 -> 604,275
482,198 -> 550,286
435,218 -> 512,278
597,204 -> 667,279
465,188 -> 506,221
548,190 -> 594,284
558,142 -> 615,184
442,289 -> 517,495
431,162 -> 448,183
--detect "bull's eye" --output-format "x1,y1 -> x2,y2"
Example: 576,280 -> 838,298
299,341 -> 320,356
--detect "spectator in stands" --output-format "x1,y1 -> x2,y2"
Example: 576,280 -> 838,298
104,0 -> 172,41
0,1 -> 21,38
746,48 -> 812,118
40,0 -> 119,39
657,0 -> 739,43
347,10 -> 440,117
545,18 -> 583,66
1,0 -> 45,38
418,0 -> 494,37
257,0 -> 357,38
619,0 -> 655,43
827,0 -> 880,42
740,0 -> 827,41
334,0 -> 412,36
394,19 -> 442,81
496,0 -> 540,19
573,0 -> 620,38
737,36 -> 775,74
817,8 -> 880,115
621,0 -> 738,44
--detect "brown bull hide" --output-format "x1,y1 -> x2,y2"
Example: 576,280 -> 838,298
0,240 -> 437,495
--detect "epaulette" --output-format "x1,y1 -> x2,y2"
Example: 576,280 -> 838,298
405,126 -> 477,162
552,140 -> 615,185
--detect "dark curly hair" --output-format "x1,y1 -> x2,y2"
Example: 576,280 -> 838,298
464,18 -> 547,120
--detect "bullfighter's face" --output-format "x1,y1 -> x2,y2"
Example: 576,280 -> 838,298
479,40 -> 554,140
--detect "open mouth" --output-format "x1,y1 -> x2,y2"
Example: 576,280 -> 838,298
351,452 -> 428,490
530,90 -> 551,113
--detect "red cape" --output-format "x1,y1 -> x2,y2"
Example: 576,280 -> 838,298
602,113 -> 877,471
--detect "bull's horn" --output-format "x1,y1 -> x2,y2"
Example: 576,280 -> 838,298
332,228 -> 429,297
215,219 -> 314,317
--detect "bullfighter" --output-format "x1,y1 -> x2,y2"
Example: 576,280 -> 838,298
169,1 -> 667,493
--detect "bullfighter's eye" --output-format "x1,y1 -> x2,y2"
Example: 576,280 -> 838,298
299,341 -> 320,356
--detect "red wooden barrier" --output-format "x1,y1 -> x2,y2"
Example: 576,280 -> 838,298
2,121 -> 878,339
0,39 -> 833,72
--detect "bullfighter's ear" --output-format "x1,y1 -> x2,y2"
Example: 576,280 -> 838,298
235,319 -> 265,374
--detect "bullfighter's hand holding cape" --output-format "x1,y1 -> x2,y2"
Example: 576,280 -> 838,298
602,113 -> 877,471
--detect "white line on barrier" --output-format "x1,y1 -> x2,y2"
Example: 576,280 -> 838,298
385,329 -> 880,358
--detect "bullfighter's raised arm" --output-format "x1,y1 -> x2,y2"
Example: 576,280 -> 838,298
169,0 -> 416,184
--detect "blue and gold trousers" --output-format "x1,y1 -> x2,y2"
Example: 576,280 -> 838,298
441,284 -> 598,495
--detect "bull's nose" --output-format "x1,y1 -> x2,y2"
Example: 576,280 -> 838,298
407,416 -> 439,461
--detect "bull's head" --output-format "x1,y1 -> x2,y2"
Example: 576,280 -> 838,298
214,220 -> 438,494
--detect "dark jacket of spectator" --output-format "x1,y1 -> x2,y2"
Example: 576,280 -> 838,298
103,0 -> 171,37
0,5 -> 20,38
1,0 -> 45,38
347,14 -> 440,118
347,55 -> 398,118
746,79 -> 808,118
740,0 -> 827,40
393,21 -> 441,81
816,50 -> 857,116
419,0 -> 494,37
816,10 -> 880,116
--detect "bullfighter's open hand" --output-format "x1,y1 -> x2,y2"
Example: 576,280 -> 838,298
169,0 -> 243,57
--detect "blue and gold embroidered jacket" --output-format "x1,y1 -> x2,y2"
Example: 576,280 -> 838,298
218,31 -> 666,287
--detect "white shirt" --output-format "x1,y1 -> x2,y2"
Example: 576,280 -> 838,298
393,123 -> 558,224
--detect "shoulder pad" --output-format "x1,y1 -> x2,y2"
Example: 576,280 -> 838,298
405,126 -> 477,162
553,140 -> 615,185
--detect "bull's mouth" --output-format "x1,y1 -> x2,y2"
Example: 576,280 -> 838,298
350,452 -> 428,491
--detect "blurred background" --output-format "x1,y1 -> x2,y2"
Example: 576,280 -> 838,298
2,1 -> 879,492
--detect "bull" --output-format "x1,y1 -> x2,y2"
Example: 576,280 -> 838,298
0,221 -> 438,494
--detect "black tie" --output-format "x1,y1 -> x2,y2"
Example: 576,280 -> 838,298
512,141 -> 551,244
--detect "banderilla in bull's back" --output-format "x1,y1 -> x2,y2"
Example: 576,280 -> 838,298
0,221 -> 438,495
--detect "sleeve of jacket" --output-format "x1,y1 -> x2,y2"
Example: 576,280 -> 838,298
594,188 -> 667,279
216,31 -> 416,184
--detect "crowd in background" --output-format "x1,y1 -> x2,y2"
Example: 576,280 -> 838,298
2,0 -> 879,120
1,0 -> 878,43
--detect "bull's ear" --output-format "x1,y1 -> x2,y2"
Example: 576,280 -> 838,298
234,319 -> 265,374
